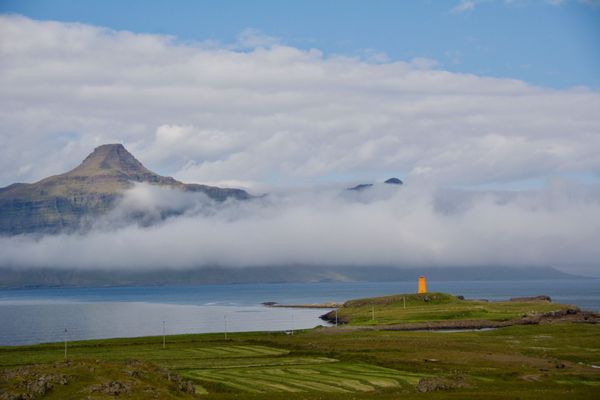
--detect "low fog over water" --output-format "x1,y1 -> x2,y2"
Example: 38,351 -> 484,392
1,180 -> 599,277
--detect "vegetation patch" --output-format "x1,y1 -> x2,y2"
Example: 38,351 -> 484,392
183,362 -> 420,393
322,292 -> 579,327
0,359 -> 196,400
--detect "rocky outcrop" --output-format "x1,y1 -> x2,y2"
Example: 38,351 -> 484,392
89,380 -> 130,396
510,295 -> 552,302
0,360 -> 195,400
415,375 -> 466,392
0,368 -> 70,400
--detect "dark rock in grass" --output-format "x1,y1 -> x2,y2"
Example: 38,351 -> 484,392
0,392 -> 27,400
177,380 -> 195,394
28,376 -> 53,396
510,295 -> 551,302
18,373 -> 69,398
126,369 -> 141,378
416,375 -> 465,392
161,370 -> 195,394
1,367 -> 71,400
457,295 -> 465,300
89,380 -> 129,396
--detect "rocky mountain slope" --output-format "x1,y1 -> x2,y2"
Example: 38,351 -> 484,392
0,144 -> 249,235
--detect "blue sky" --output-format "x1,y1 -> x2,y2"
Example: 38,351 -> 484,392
1,0 -> 599,89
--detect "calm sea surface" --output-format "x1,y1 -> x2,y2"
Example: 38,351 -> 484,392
0,279 -> 598,346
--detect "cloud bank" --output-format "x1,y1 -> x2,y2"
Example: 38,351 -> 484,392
1,181 -> 599,276
1,15 -> 599,190
1,16 -> 599,276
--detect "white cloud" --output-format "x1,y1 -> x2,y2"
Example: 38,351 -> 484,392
452,1 -> 477,13
545,0 -> 600,6
1,181 -> 599,276
1,15 -> 599,277
0,15 -> 599,191
459,0 -> 600,10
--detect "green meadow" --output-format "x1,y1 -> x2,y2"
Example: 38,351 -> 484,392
331,292 -> 574,325
1,294 -> 599,399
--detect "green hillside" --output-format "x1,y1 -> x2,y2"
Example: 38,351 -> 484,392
1,324 -> 600,399
324,292 -> 574,326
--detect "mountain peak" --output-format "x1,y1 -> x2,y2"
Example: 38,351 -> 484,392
0,143 -> 251,235
384,177 -> 403,185
69,143 -> 152,178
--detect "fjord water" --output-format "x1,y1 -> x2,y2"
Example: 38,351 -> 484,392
0,279 -> 598,346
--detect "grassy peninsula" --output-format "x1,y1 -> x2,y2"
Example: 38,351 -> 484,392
320,292 -> 583,329
1,293 -> 599,399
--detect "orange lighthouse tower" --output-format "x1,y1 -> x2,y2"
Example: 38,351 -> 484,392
418,276 -> 427,294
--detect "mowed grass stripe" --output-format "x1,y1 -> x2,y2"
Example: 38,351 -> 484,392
189,347 -> 243,357
257,368 -> 360,392
283,365 -> 403,390
227,370 -> 342,392
3,344 -> 289,364
314,363 -> 422,386
189,374 -> 265,393
209,366 -> 386,392
187,370 -> 305,393
167,356 -> 338,370
233,345 -> 290,356
281,363 -> 409,390
186,345 -> 288,358
0,344 -> 287,366
258,374 -> 353,392
184,362 -> 409,393
197,368 -> 352,393
312,363 -> 402,377
270,371 -> 374,392
324,363 -> 414,376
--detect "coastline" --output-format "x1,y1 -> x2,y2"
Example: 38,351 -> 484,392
261,301 -> 342,309
318,308 -> 600,331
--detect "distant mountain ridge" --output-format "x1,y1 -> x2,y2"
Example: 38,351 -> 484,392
0,144 -> 250,235
0,265 -> 582,289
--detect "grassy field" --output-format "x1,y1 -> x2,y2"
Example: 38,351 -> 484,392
1,293 -> 599,399
329,292 -> 575,325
